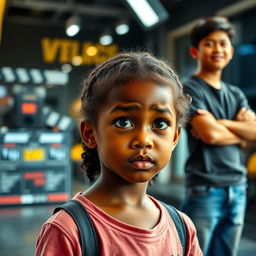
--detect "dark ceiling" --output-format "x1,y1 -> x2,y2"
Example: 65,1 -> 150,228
6,0 -> 127,31
4,0 -> 248,41
4,0 -> 247,37
4,0 -> 189,33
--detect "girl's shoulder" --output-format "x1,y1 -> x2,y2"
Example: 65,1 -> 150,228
35,194 -> 84,256
41,193 -> 85,239
177,210 -> 203,255
178,210 -> 197,232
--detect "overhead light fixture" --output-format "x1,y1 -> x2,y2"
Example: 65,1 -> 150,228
115,21 -> 130,35
99,31 -> 113,45
66,15 -> 81,37
125,0 -> 169,30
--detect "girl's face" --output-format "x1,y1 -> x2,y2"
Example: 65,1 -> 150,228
82,79 -> 181,184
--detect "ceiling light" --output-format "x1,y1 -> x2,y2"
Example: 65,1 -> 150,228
66,15 -> 81,37
99,31 -> 113,45
125,0 -> 169,30
115,22 -> 130,35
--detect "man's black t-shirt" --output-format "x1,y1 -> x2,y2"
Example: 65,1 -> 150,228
183,76 -> 250,187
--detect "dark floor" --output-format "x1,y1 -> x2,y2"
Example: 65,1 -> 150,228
0,181 -> 255,256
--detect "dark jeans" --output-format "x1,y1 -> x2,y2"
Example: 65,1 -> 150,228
182,184 -> 247,256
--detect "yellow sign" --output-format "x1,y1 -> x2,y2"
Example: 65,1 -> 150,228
41,38 -> 119,65
0,0 -> 7,45
23,148 -> 45,161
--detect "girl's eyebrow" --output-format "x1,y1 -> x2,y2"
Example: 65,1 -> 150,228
110,105 -> 139,113
110,104 -> 173,116
151,105 -> 173,116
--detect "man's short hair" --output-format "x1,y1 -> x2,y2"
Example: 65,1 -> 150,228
190,16 -> 235,48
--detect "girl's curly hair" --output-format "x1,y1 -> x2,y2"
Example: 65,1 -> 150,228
80,51 -> 190,182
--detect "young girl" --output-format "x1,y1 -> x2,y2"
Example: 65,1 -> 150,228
35,52 -> 202,256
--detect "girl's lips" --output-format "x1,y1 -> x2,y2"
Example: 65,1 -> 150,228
130,161 -> 154,169
128,154 -> 155,169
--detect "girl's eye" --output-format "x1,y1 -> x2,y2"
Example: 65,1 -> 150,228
114,117 -> 133,129
152,118 -> 170,130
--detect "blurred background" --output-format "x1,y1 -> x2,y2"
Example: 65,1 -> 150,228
0,0 -> 255,255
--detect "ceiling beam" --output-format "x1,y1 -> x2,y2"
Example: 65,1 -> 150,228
5,15 -> 106,30
9,0 -> 129,18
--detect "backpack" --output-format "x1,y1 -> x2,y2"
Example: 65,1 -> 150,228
53,199 -> 187,256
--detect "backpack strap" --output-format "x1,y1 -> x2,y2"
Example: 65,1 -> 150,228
53,199 -> 100,256
53,199 -> 186,256
160,201 -> 187,256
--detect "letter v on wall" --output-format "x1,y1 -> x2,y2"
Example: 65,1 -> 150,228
41,38 -> 61,63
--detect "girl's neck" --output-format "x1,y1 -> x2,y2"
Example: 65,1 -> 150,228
196,69 -> 222,89
83,174 -> 149,208
83,175 -> 160,230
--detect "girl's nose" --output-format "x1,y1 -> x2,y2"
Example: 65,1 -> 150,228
130,130 -> 153,149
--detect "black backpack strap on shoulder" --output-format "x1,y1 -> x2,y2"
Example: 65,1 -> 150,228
53,199 -> 100,256
160,201 -> 187,256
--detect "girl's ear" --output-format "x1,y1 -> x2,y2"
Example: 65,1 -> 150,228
189,47 -> 198,59
172,126 -> 182,150
80,121 -> 97,149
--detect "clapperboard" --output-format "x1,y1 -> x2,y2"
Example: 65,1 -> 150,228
0,66 -> 68,85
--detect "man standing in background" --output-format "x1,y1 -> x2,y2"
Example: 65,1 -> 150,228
182,16 -> 256,256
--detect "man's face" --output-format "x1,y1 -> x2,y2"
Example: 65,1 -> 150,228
192,30 -> 234,72
83,79 -> 181,184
